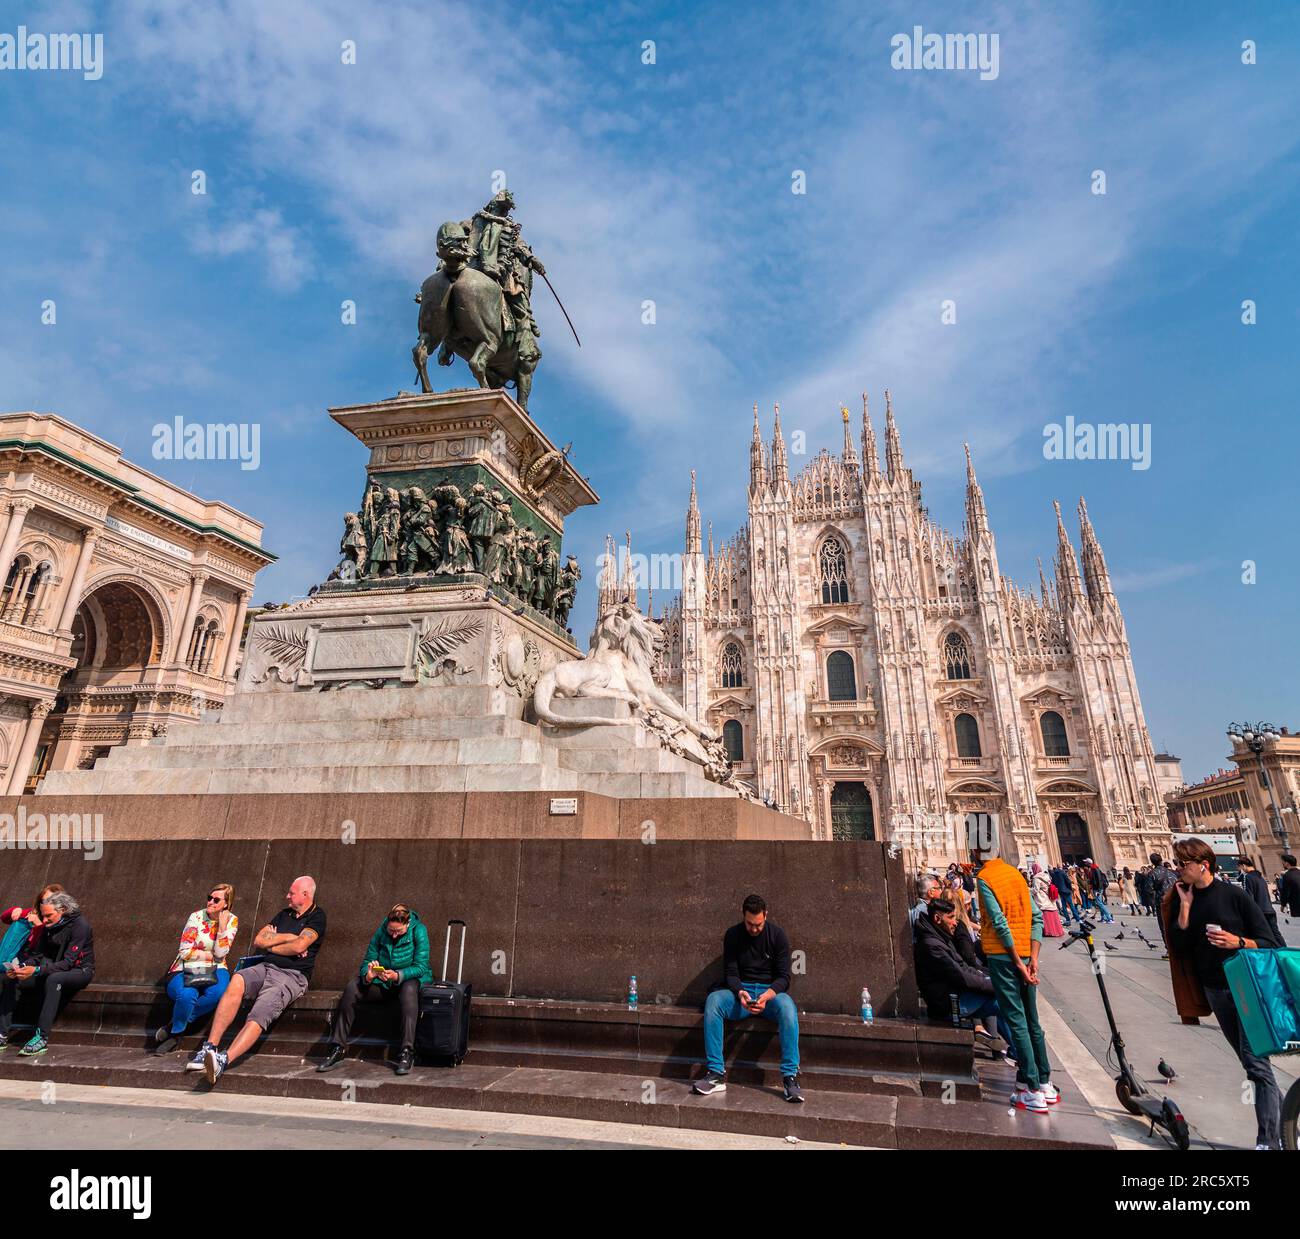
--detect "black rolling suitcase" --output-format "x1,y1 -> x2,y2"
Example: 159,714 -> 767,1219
416,918 -> 471,1065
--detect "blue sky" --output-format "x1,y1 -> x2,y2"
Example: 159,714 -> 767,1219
1,0 -> 1296,781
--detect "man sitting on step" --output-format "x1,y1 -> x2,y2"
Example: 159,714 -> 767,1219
194,876 -> 326,1086
691,893 -> 803,1103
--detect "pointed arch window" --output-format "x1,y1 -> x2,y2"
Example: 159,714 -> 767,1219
954,713 -> 982,759
827,650 -> 857,701
1040,710 -> 1069,757
943,631 -> 972,680
720,642 -> 744,688
723,719 -> 744,763
818,537 -> 850,604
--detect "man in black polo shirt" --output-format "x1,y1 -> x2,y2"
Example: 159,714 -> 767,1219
691,894 -> 802,1103
199,876 -> 326,1086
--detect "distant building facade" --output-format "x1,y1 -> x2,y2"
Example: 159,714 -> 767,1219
0,412 -> 272,793
1165,767 -> 1261,870
654,395 -> 1172,871
1167,730 -> 1300,875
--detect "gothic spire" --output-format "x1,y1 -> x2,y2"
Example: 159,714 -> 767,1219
884,388 -> 904,483
1037,556 -> 1050,602
1077,496 -> 1114,607
861,391 -> 879,478
963,443 -> 988,534
749,402 -> 766,491
597,532 -> 618,616
840,404 -> 858,469
770,403 -> 788,482
686,469 -> 701,554
621,529 -> 635,606
1053,499 -> 1083,605
708,520 -> 714,561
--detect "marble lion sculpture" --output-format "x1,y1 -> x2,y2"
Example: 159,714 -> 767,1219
531,601 -> 717,742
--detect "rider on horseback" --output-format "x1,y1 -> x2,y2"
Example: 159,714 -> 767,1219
465,189 -> 546,357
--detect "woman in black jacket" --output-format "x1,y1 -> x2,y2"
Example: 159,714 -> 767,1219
0,891 -> 95,1056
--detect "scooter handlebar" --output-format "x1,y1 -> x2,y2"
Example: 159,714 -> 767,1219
1059,919 -> 1097,949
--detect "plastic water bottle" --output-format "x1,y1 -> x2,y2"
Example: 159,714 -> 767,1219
861,986 -> 874,1026
628,975 -> 638,1011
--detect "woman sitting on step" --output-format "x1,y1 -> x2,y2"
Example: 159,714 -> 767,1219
154,884 -> 239,1056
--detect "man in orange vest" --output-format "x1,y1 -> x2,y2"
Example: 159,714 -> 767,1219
973,839 -> 1058,1115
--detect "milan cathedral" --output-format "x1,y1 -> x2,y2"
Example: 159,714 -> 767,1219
652,394 -> 1172,869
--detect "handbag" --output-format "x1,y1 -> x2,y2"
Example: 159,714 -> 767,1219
182,962 -> 218,991
1224,949 -> 1300,1057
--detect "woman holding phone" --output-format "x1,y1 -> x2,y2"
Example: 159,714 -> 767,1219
1163,838 -> 1283,1149
155,884 -> 238,1056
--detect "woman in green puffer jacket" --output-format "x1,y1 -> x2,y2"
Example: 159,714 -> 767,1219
317,903 -> 432,1076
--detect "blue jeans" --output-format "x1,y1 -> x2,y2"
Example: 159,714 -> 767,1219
165,968 -> 230,1035
703,986 -> 800,1078
957,991 -> 1014,1049
1056,889 -> 1081,923
1091,893 -> 1113,922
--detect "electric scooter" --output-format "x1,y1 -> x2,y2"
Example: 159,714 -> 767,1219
1059,918 -> 1191,1151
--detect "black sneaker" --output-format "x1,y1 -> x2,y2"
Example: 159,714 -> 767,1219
316,1043 -> 347,1072
154,1026 -> 179,1055
394,1047 -> 414,1076
783,1075 -> 804,1103
691,1071 -> 726,1095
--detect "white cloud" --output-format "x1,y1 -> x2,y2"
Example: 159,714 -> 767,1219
189,206 -> 313,292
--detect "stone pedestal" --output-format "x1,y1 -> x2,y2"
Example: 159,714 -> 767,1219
324,386 -> 596,625
237,583 -> 572,701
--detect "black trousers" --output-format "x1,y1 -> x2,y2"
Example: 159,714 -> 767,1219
0,968 -> 94,1036
330,976 -> 419,1051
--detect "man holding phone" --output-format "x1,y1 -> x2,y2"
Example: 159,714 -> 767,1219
1164,838 -> 1283,1149
692,894 -> 802,1103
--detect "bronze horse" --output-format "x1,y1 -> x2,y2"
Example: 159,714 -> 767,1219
412,221 -> 540,408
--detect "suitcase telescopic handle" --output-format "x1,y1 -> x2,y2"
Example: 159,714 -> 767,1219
443,918 -> 467,984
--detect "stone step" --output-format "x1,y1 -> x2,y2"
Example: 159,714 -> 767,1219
160,714 -> 537,747
39,762 -> 741,798
221,684 -> 520,726
96,735 -> 556,772
554,746 -> 713,775
0,1043 -> 1111,1150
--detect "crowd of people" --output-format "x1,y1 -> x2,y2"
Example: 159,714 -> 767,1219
2,850 -> 1296,1134
0,878 -> 809,1102
911,845 -> 1300,1148
913,852 -> 1229,952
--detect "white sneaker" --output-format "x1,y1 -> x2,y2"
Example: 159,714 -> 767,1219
1041,1082 -> 1061,1106
1011,1085 -> 1049,1114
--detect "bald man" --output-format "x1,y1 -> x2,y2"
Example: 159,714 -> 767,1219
197,876 -> 327,1085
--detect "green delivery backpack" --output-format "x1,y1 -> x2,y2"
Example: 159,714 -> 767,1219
1224,949 -> 1300,1057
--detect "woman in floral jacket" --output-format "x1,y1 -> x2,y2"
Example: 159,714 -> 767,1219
155,884 -> 238,1056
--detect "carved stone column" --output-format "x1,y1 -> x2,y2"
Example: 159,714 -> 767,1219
171,571 -> 209,664
0,499 -> 34,591
221,592 -> 251,680
5,698 -> 52,795
56,529 -> 98,633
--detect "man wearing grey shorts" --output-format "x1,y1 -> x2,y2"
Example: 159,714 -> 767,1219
196,876 -> 326,1086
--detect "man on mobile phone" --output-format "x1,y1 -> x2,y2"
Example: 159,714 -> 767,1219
691,894 -> 802,1103
1163,838 -> 1283,1150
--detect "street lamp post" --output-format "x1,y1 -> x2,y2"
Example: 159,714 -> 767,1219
1226,722 -> 1288,854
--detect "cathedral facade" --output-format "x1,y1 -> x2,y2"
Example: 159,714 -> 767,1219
654,395 -> 1172,871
